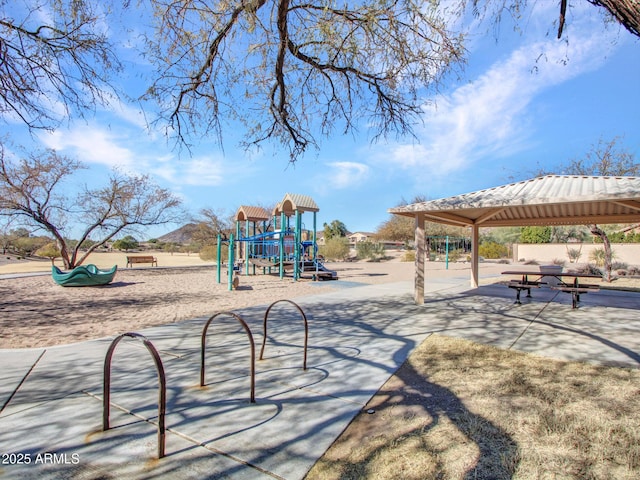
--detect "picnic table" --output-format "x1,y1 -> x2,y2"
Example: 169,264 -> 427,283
502,270 -> 602,308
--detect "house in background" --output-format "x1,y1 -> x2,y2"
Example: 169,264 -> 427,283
348,232 -> 374,246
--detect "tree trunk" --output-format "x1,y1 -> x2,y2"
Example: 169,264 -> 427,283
589,0 -> 640,38
55,238 -> 72,269
589,224 -> 612,282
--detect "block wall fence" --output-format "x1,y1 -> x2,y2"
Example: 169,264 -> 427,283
512,243 -> 640,266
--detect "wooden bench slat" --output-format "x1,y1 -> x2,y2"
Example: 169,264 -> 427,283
126,255 -> 158,267
553,286 -> 600,291
508,280 -> 545,288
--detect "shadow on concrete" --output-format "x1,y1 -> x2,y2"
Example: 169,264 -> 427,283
1,281 -> 638,479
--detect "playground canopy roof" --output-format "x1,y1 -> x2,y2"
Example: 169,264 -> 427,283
389,175 -> 640,227
274,193 -> 319,216
235,206 -> 270,222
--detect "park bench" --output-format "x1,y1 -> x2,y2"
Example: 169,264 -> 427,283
126,255 -> 158,268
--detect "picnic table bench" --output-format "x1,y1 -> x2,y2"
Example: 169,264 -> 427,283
502,270 -> 601,308
126,255 -> 158,267
550,278 -> 600,309
506,279 -> 546,304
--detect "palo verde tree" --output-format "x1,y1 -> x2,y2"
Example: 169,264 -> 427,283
536,136 -> 639,281
377,195 -> 468,245
191,207 -> 234,246
0,144 -> 183,269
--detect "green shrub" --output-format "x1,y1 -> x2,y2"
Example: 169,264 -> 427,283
566,247 -> 583,263
519,226 -> 552,243
112,235 -> 139,251
577,263 -> 602,276
612,261 -> 628,270
199,243 -> 228,262
589,248 -> 611,267
402,251 -> 416,262
447,248 -> 464,262
36,242 -> 61,264
319,237 -> 350,261
356,241 -> 386,261
478,241 -> 508,259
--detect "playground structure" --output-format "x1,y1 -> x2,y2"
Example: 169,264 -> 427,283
216,193 -> 337,290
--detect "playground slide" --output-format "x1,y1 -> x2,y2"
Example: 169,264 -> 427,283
302,261 -> 338,280
317,263 -> 338,280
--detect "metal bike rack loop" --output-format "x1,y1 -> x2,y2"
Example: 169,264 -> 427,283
103,332 -> 167,459
200,311 -> 256,403
259,299 -> 308,370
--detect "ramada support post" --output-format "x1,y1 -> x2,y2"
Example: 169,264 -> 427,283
414,214 -> 425,305
471,224 -> 479,288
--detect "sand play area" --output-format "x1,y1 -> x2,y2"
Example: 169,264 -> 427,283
4,251 -> 636,350
0,251 -> 432,349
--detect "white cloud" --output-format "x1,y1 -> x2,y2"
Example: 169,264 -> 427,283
108,98 -> 150,132
155,157 -> 226,186
40,127 -> 136,170
39,123 -> 231,188
324,162 -> 370,189
380,10 -> 619,177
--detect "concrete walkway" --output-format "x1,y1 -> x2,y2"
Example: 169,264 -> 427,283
1,276 -> 638,479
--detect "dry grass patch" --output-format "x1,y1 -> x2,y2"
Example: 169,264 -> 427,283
306,335 -> 640,480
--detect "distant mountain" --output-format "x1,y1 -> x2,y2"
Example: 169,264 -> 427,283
157,223 -> 198,244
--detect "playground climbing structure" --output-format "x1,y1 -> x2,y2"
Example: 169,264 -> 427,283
216,193 -> 337,290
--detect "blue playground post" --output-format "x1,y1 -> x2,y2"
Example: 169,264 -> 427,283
313,211 -> 318,278
216,234 -> 221,283
228,234 -> 235,291
279,211 -> 285,279
294,210 -> 301,280
245,219 -> 249,275
445,235 -> 450,270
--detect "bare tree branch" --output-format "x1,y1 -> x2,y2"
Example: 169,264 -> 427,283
0,1 -> 122,131
0,142 -> 183,269
142,0 -> 465,162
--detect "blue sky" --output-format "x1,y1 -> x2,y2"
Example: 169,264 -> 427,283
6,2 -> 640,240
